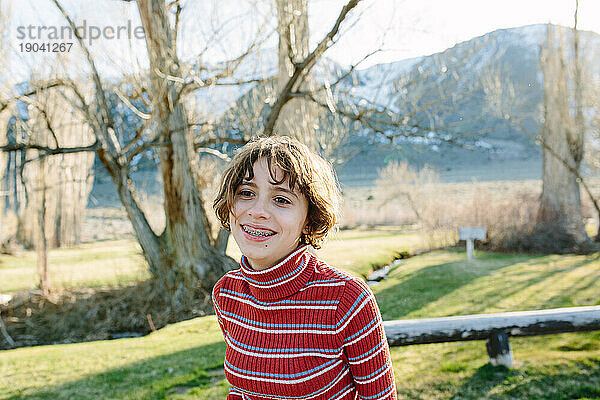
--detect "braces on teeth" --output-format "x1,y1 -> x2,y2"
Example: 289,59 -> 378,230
243,226 -> 275,237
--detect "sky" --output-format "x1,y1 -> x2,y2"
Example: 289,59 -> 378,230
2,0 -> 600,82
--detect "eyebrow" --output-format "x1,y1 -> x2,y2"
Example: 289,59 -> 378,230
240,180 -> 299,199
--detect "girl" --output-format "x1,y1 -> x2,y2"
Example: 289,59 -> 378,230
213,136 -> 396,400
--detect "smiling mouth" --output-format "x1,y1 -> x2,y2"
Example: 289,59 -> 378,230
241,225 -> 276,237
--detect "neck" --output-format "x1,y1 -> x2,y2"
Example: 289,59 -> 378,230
246,243 -> 304,271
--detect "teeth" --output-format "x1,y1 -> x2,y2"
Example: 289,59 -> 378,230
242,225 -> 275,237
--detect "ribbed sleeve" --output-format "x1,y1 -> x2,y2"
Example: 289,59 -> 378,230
212,280 -> 243,400
337,277 -> 397,400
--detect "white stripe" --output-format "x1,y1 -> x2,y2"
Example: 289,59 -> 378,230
225,359 -> 344,384
348,342 -> 386,365
233,369 -> 350,400
342,317 -> 381,347
330,387 -> 354,400
219,293 -> 337,310
299,282 -> 345,290
358,385 -> 396,400
336,293 -> 376,333
225,336 -> 342,359
221,296 -> 378,335
244,260 -> 307,289
242,246 -> 307,275
227,271 -> 345,290
355,365 -> 392,384
226,273 -> 246,281
221,314 -> 339,334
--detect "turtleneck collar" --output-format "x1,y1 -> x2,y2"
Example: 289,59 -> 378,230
239,245 -> 315,301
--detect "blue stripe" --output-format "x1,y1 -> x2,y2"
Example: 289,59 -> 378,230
219,288 -> 339,305
328,383 -> 354,399
227,334 -> 340,353
307,278 -> 345,284
222,290 -> 372,329
347,339 -> 385,361
221,309 -> 337,328
344,315 -> 379,343
329,269 -> 351,281
358,383 -> 395,399
338,291 -> 368,322
230,367 -> 348,399
355,360 -> 389,380
225,358 -> 338,378
242,258 -> 305,285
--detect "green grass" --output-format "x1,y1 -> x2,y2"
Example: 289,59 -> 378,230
1,227 -> 426,293
1,236 -> 600,399
0,240 -> 149,292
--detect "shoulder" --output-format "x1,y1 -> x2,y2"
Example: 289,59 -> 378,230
313,261 -> 372,301
212,269 -> 244,304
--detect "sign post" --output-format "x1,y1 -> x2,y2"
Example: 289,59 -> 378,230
459,226 -> 486,261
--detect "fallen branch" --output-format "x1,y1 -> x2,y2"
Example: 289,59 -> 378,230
0,314 -> 15,347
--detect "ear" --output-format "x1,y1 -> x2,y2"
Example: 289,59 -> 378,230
302,220 -> 309,234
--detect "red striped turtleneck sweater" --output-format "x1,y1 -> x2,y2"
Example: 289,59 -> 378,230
212,245 -> 397,400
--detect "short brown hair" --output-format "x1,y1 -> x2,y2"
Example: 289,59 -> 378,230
213,136 -> 341,249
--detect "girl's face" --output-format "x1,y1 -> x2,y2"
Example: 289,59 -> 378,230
230,158 -> 309,270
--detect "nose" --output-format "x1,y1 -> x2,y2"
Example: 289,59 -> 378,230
247,197 -> 270,219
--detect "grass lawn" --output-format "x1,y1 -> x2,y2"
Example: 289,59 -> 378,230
0,240 -> 149,293
1,238 -> 600,399
1,227 -> 428,293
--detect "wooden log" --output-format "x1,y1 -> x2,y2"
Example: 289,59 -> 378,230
384,306 -> 600,347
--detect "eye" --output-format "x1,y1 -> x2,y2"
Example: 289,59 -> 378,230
274,196 -> 291,205
237,189 -> 254,198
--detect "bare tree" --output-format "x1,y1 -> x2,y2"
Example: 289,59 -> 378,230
1,0 -> 362,316
15,86 -> 95,249
536,22 -> 592,250
274,0 -> 319,149
0,1 -> 11,246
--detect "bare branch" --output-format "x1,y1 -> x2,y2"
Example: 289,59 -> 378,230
263,0 -> 362,136
114,88 -> 151,120
196,147 -> 231,162
51,0 -> 111,127
0,80 -> 63,113
179,30 -> 275,99
1,141 -> 100,154
194,137 -> 248,148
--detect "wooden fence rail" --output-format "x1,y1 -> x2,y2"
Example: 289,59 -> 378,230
383,306 -> 600,367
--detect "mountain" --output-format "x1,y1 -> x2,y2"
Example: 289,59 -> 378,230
197,24 -> 600,184
335,24 -> 600,184
84,24 -> 600,195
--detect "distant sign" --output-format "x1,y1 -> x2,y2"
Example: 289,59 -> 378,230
459,226 -> 487,241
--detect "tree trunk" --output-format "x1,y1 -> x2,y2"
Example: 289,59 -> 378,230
275,0 -> 319,149
36,157 -> 50,296
538,24 -> 590,249
134,0 -> 236,310
0,106 -> 10,243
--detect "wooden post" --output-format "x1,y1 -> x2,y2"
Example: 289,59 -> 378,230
459,227 -> 486,261
486,331 -> 513,367
466,239 -> 474,261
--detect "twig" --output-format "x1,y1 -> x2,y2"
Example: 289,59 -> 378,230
146,313 -> 156,332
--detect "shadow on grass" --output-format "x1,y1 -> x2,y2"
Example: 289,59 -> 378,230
375,253 -> 539,319
450,359 -> 600,400
448,364 -> 510,400
376,253 -> 598,320
461,256 -> 599,315
6,341 -> 228,400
